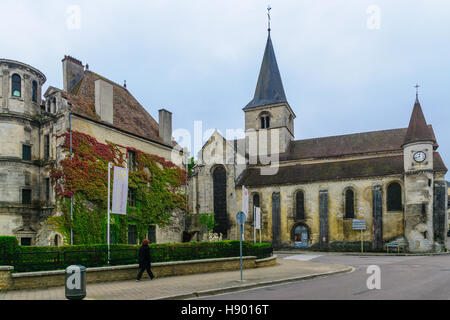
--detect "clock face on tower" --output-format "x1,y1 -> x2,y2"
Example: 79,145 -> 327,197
413,151 -> 426,163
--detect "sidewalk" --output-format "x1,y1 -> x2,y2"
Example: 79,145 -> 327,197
0,256 -> 352,300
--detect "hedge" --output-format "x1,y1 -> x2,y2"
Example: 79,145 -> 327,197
0,236 -> 18,265
1,241 -> 273,272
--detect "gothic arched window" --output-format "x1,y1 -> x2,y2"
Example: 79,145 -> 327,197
32,81 -> 38,102
345,189 -> 355,219
12,74 -> 21,97
387,182 -> 402,211
295,191 -> 305,220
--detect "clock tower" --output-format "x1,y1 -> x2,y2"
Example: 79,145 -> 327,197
402,94 -> 437,252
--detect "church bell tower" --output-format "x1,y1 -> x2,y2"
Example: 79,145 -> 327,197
243,10 -> 295,162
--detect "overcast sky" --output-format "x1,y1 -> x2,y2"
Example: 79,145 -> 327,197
2,0 -> 450,175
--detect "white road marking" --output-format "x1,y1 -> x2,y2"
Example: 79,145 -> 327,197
284,255 -> 322,261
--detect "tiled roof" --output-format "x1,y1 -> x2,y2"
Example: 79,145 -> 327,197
63,70 -> 172,147
237,152 -> 447,187
279,126 -> 438,161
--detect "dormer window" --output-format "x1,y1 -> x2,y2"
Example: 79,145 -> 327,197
12,74 -> 21,97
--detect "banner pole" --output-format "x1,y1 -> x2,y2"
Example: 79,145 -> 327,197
254,206 -> 256,244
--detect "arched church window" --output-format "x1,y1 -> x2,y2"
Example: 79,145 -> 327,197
295,191 -> 305,220
12,74 -> 21,97
345,189 -> 355,219
32,81 -> 38,102
387,182 -> 402,211
253,194 -> 260,208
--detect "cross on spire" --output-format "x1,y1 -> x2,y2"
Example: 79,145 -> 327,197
267,5 -> 272,32
414,84 -> 420,103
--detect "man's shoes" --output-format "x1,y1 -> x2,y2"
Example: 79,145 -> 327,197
136,279 -> 141,282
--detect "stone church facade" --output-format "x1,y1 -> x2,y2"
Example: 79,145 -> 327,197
188,30 -> 448,252
0,57 -> 185,246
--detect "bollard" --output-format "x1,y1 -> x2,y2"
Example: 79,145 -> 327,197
65,265 -> 86,300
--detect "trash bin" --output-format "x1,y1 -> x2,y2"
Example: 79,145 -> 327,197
65,265 -> 86,300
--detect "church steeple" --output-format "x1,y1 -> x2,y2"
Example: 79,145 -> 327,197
403,92 -> 435,146
244,29 -> 287,109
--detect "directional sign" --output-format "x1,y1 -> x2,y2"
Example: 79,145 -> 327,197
236,211 -> 247,225
352,219 -> 366,230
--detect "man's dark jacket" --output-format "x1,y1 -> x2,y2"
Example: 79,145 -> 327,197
138,244 -> 151,267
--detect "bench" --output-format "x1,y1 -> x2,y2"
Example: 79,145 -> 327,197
386,243 -> 405,253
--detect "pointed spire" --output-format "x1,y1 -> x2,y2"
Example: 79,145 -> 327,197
403,91 -> 435,146
244,31 -> 287,109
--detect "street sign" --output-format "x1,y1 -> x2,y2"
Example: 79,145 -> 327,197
352,219 -> 366,230
236,211 -> 247,225
254,207 -> 261,230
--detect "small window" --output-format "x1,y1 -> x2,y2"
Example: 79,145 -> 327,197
253,194 -> 260,209
345,189 -> 355,219
22,189 -> 32,205
387,182 -> 402,211
128,225 -> 137,245
127,150 -> 136,172
12,74 -> 21,97
296,191 -> 305,220
21,238 -> 32,246
32,81 -> 38,102
45,178 -> 50,201
44,135 -> 50,160
128,188 -> 136,207
22,145 -> 31,161
148,225 -> 156,244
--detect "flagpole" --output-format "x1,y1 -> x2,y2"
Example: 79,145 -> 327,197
107,163 -> 112,265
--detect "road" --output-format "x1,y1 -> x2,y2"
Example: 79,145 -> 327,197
198,253 -> 450,300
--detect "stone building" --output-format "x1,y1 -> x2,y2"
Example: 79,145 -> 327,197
0,57 -> 185,246
188,29 -> 448,252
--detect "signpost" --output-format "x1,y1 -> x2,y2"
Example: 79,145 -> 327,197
242,186 -> 248,241
352,218 -> 367,254
236,211 -> 247,282
107,164 -> 128,264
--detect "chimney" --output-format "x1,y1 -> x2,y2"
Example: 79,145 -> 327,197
159,109 -> 172,145
62,55 -> 84,92
95,79 -> 114,124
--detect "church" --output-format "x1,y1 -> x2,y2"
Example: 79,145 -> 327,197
188,27 -> 448,253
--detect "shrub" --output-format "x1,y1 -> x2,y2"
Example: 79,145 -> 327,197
0,236 -> 18,265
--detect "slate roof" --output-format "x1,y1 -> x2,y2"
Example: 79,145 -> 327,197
403,98 -> 436,146
237,152 -> 447,187
62,70 -> 174,147
279,126 -> 438,162
244,33 -> 287,109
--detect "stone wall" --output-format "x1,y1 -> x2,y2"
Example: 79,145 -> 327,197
0,255 -> 276,291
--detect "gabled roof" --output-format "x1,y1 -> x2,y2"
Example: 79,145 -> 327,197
237,152 -> 447,187
61,70 -> 175,147
403,98 -> 436,146
244,33 -> 287,109
279,126 -> 438,162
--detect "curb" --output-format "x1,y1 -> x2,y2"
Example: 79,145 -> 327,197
275,251 -> 450,257
152,266 -> 355,300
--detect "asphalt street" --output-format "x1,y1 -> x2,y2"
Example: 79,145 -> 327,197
198,253 -> 450,300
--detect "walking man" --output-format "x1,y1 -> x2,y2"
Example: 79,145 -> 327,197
136,239 -> 156,281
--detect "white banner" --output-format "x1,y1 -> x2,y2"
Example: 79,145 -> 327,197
111,166 -> 128,215
254,207 -> 261,230
242,185 -> 249,217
